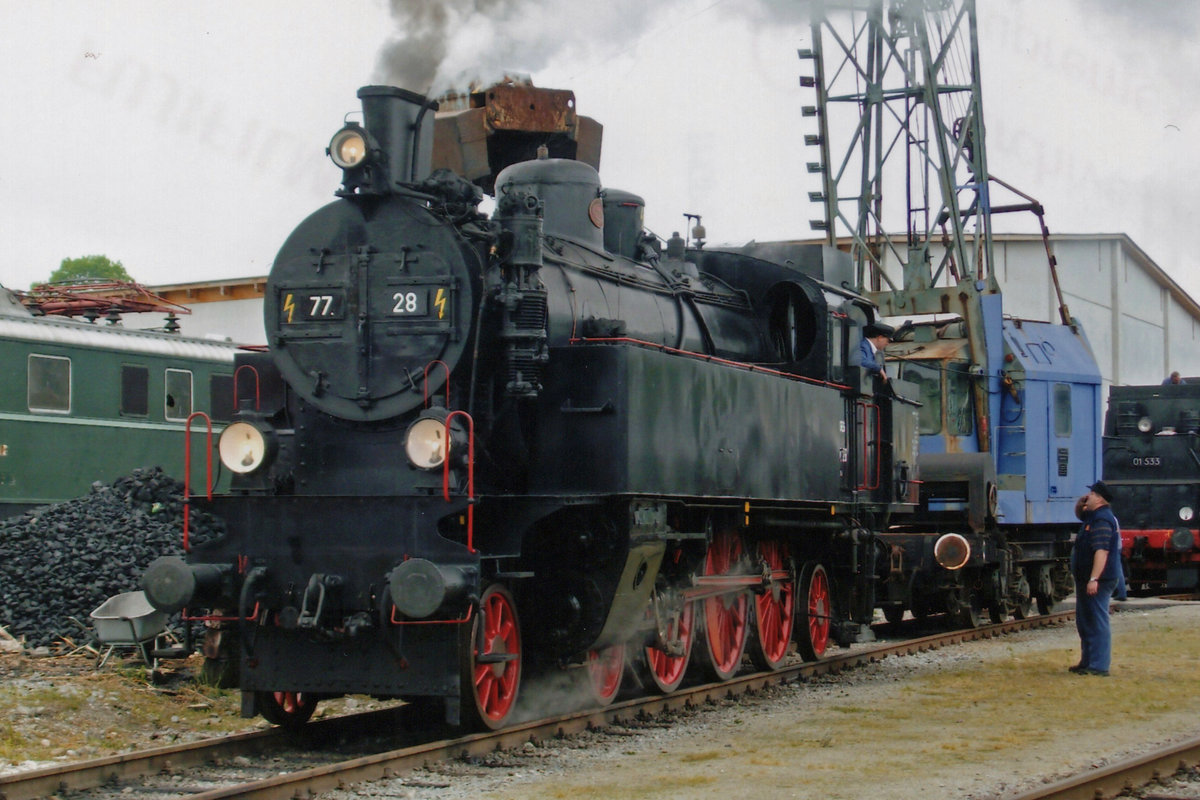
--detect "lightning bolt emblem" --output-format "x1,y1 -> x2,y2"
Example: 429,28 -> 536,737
283,293 -> 296,324
434,288 -> 447,320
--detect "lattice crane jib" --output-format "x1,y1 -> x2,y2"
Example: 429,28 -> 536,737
805,0 -> 997,318
805,0 -> 1005,452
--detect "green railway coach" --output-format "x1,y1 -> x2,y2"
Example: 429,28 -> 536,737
0,293 -> 240,517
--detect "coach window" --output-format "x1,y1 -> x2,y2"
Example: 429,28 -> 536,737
209,374 -> 234,423
28,354 -> 71,414
1053,383 -> 1071,436
165,369 -> 193,421
121,365 -> 150,416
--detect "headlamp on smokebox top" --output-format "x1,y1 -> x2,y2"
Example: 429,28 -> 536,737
328,124 -> 372,169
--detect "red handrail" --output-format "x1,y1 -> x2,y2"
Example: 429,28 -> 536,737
182,412 -> 214,552
856,401 -> 881,491
233,364 -> 261,411
182,603 -> 261,623
442,410 -> 476,553
390,603 -> 474,626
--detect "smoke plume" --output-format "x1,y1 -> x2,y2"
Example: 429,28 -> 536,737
374,0 -> 674,96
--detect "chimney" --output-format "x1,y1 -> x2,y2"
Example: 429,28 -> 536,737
357,85 -> 438,188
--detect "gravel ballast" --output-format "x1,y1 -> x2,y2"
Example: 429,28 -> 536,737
313,601 -> 1200,800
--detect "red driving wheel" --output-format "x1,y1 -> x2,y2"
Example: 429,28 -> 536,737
699,529 -> 750,681
584,643 -> 625,706
641,587 -> 695,693
750,539 -> 795,671
256,690 -> 317,729
796,561 -> 831,661
461,583 -> 522,730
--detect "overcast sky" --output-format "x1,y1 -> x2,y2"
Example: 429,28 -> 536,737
1,1 -> 1197,302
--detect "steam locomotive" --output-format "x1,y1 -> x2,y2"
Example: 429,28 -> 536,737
143,84 -> 924,730
1103,381 -> 1200,592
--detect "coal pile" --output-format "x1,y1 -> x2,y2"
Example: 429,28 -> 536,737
0,467 -> 225,649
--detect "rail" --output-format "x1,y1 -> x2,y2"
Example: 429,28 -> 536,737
1007,734 -> 1200,799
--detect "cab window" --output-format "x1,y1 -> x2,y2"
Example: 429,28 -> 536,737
829,316 -> 846,383
946,362 -> 975,436
1053,383 -> 1072,436
899,360 -> 941,434
210,374 -> 234,423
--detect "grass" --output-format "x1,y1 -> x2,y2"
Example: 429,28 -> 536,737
0,659 -> 248,767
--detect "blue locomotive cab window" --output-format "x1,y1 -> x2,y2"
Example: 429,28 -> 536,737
28,354 -> 71,413
165,369 -> 193,421
899,360 -> 942,434
946,362 -> 974,436
1053,383 -> 1071,436
121,365 -> 149,417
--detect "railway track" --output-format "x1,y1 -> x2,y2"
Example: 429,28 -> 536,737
0,706 -> 412,800
0,611 -> 1074,800
1008,734 -> 1200,800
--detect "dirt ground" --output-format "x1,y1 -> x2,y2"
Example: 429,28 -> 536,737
5,601 -> 1200,800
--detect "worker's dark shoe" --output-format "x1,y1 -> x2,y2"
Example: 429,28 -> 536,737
1067,664 -> 1085,673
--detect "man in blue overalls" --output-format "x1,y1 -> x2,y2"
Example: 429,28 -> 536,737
855,322 -> 893,387
1070,481 -> 1123,676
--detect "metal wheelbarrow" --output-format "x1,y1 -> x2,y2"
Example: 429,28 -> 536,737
90,591 -> 175,669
